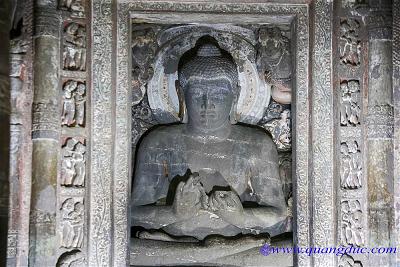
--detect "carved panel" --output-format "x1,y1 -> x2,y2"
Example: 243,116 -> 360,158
112,2 -> 312,267
61,138 -> 86,187
59,0 -> 85,18
63,22 -> 86,71
340,141 -> 362,189
61,80 -> 86,127
60,197 -> 84,248
341,200 -> 364,246
340,19 -> 361,67
340,80 -> 361,126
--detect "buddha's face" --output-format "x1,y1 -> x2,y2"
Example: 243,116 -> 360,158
184,81 -> 234,131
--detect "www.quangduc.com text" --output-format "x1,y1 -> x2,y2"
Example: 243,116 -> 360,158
260,244 -> 397,256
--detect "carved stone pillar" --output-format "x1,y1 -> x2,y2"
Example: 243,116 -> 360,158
0,0 -> 11,266
366,2 -> 393,266
29,0 -> 60,266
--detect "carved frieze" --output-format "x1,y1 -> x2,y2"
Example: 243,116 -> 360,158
340,141 -> 362,189
63,22 -> 86,71
60,197 -> 84,248
341,200 -> 364,247
59,0 -> 85,18
32,102 -> 59,138
340,19 -> 361,67
62,80 -> 86,127
61,138 -> 86,187
340,80 -> 361,126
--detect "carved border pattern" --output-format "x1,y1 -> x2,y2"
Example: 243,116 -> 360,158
312,1 -> 335,266
89,0 -> 113,266
90,1 -> 333,266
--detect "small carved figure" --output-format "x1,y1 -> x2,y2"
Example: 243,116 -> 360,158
63,23 -> 86,71
340,19 -> 361,66
61,138 -> 86,187
341,200 -> 364,247
256,27 -> 292,104
340,80 -> 361,126
131,26 -> 158,102
60,198 -> 84,248
340,141 -> 362,189
62,81 -> 85,127
62,81 -> 77,126
59,0 -> 85,18
75,84 -> 85,125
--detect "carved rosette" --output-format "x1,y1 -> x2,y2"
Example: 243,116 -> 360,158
57,0 -> 88,264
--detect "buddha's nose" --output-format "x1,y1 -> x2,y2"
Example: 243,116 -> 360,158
201,94 -> 215,110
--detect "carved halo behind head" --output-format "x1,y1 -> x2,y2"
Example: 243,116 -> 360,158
146,25 -> 271,124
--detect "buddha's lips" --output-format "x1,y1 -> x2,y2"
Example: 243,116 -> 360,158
200,112 -> 217,118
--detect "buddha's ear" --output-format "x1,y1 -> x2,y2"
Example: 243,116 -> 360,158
175,80 -> 188,123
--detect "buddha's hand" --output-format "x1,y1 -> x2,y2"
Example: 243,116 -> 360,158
208,191 -> 244,225
173,174 -> 208,219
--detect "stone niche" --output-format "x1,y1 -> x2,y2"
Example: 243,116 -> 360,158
130,21 -> 294,267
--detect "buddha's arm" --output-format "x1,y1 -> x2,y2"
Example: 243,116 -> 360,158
239,206 -> 288,229
131,205 -> 233,231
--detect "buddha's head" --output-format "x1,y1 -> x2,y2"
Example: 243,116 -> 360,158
178,42 -> 239,131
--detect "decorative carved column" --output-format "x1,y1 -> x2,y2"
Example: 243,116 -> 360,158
366,1 -> 393,266
29,0 -> 61,265
0,0 -> 11,266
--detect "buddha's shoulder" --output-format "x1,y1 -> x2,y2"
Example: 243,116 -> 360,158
138,124 -> 185,148
231,124 -> 274,146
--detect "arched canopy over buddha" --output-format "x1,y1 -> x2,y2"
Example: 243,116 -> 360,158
131,40 -> 289,240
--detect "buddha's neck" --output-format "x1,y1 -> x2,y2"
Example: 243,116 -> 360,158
185,120 -> 232,141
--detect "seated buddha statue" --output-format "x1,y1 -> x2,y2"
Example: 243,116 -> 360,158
131,42 -> 290,244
